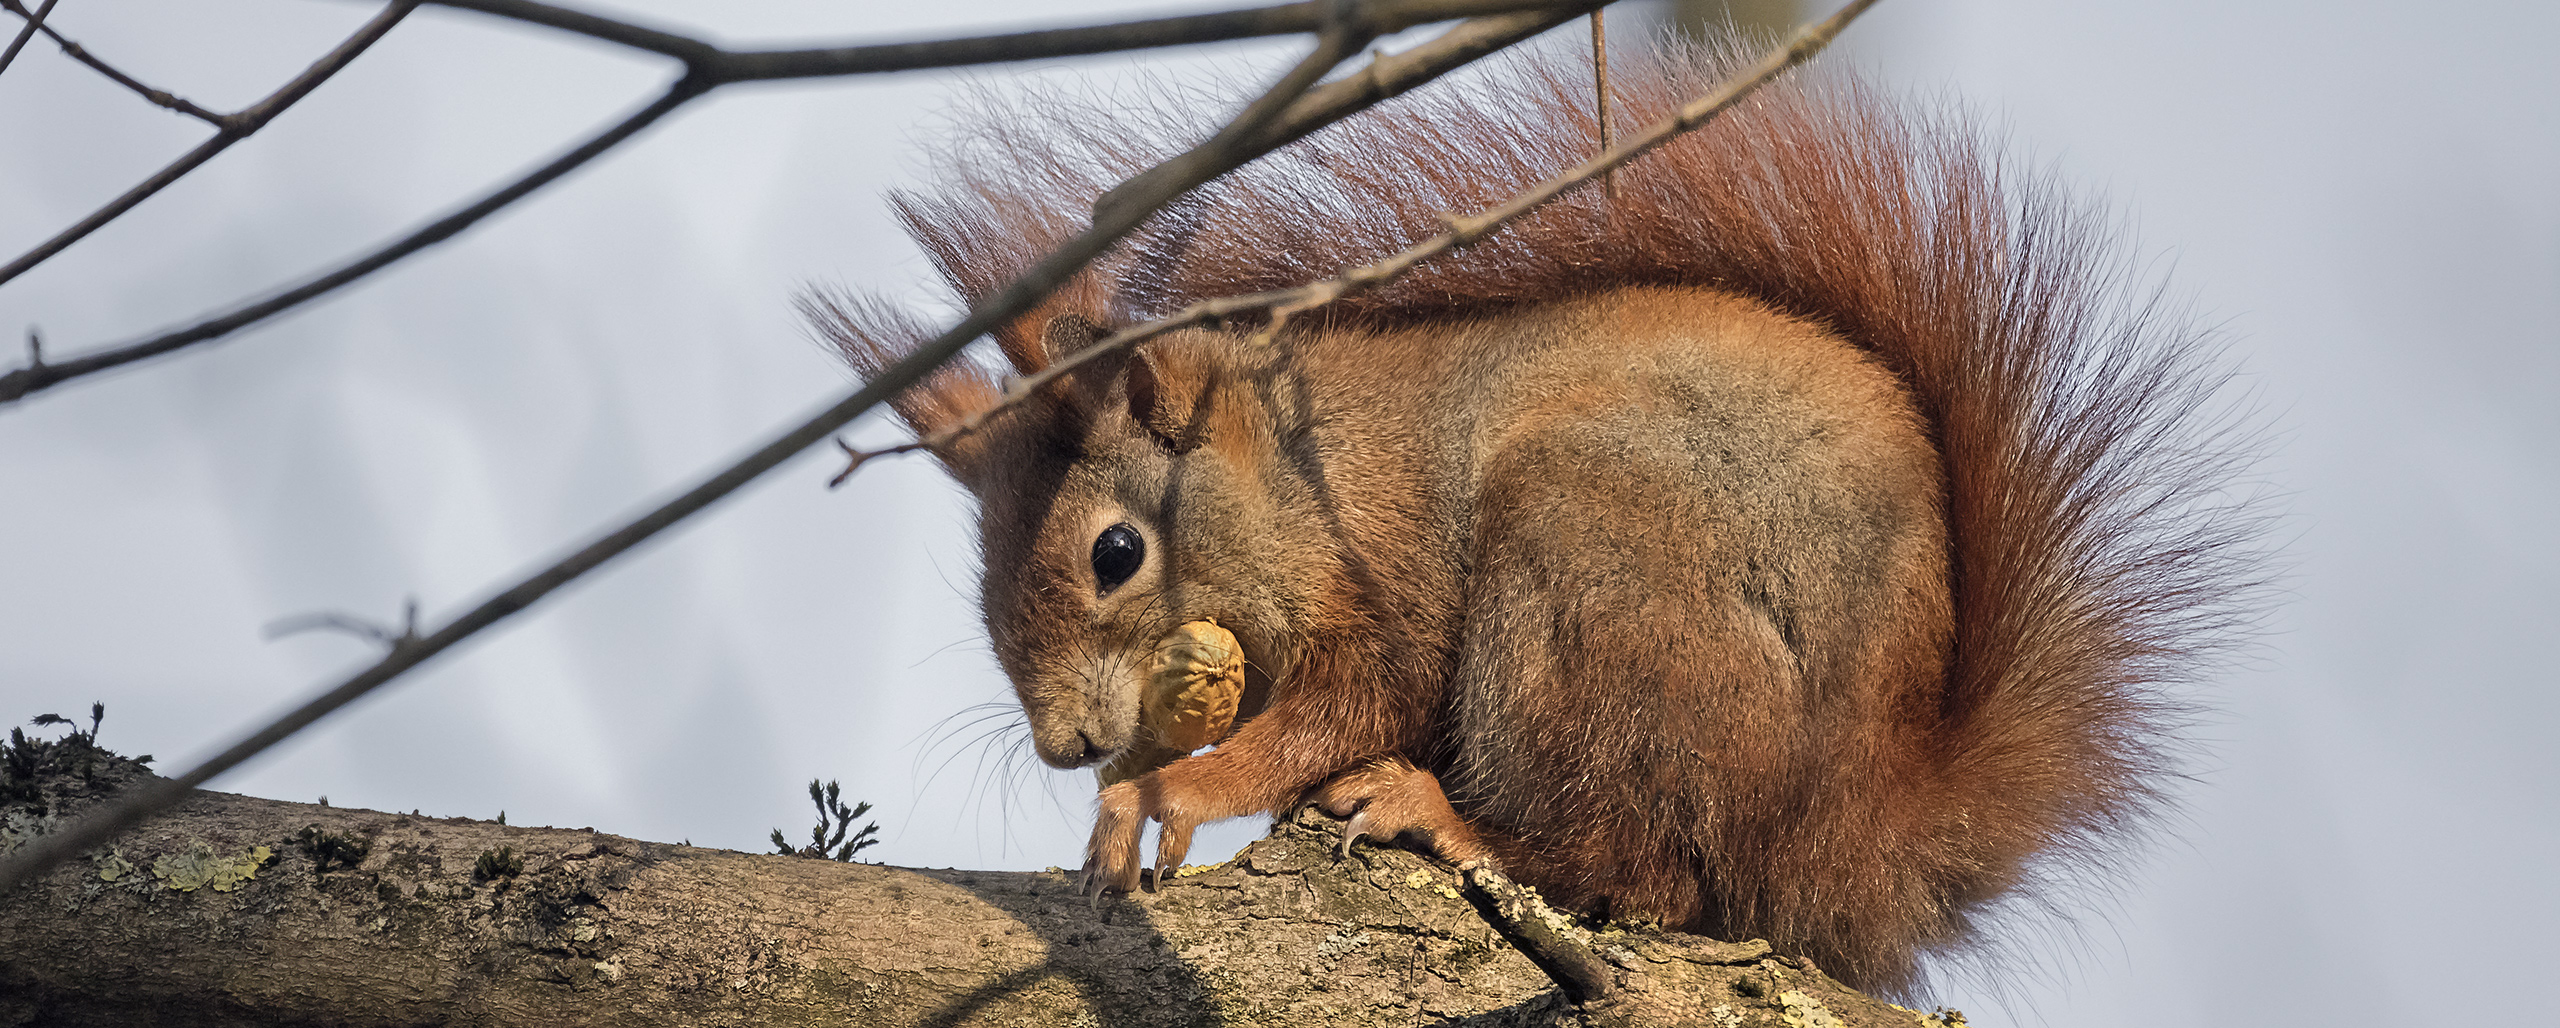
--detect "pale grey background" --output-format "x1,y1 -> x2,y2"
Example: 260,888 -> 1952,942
3,1 -> 2553,1023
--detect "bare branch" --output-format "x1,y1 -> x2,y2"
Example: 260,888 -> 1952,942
863,0 -> 1880,482
0,0 -> 1563,406
1096,0 -> 1380,227
0,0 -> 56,78
0,0 -> 224,124
262,598 -> 421,649
825,437 -> 923,489
698,0 -> 1558,82
0,2 -> 415,294
1591,7 -> 1617,198
0,3 -> 1594,893
420,0 -> 1572,81
0,52 -> 691,406
418,0 -> 718,64
1461,863 -> 1617,1004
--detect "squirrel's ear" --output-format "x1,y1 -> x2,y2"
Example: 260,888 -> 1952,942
1040,314 -> 1109,364
1125,344 -> 1212,453
1038,313 -> 1137,419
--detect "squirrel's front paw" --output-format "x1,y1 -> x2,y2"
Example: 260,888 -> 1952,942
1080,774 -> 1200,901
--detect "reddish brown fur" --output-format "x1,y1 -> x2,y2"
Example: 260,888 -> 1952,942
809,39 -> 2262,996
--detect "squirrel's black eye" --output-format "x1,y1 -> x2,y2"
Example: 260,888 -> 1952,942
1091,523 -> 1145,594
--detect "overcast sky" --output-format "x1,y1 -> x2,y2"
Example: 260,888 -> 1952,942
3,1 -> 2554,1024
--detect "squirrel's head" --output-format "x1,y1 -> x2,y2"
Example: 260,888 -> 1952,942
816,301 -> 1330,770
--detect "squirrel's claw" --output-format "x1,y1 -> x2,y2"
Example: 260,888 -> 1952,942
1085,769 -> 1208,906
1338,809 -> 1374,859
1084,780 -> 1148,899
1152,817 -> 1194,890
1311,757 -> 1493,866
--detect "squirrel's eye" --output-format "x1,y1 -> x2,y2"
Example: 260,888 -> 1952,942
1091,523 -> 1145,594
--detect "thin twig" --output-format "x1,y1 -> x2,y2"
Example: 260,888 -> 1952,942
853,0 -> 1881,474
0,3 -> 1596,893
0,72 -> 693,404
1591,7 -> 1616,200
0,0 -> 224,124
0,0 -> 57,78
0,0 -> 1563,406
0,2 -> 415,294
261,597 -> 421,649
419,0 -> 717,64
1461,863 -> 1616,1004
839,0 -> 1387,485
1252,0 -> 1879,337
1095,0 -> 1379,227
423,0 -> 1566,80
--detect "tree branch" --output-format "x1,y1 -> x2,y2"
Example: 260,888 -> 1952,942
849,0 -> 1881,479
0,1 -> 416,293
0,3 -> 1596,893
0,0 -> 1567,406
0,0 -> 226,123
417,0 -> 719,64
0,758 -> 1944,1026
0,0 -> 56,78
419,0 -> 1571,78
0,68 -> 692,404
692,0 -> 1563,83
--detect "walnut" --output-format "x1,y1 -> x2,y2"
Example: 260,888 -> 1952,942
1097,621 -> 1244,786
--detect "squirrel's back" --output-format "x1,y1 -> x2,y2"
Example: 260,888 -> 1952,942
817,35 -> 2267,992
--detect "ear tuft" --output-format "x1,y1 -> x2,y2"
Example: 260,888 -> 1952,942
797,286 -> 1002,481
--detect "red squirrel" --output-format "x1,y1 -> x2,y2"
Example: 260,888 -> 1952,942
809,39 -> 2261,994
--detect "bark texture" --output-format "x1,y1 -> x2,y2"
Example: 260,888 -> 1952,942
1,755 -> 1962,1027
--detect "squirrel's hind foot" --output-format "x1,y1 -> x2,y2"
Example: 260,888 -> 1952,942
1313,758 -> 1493,866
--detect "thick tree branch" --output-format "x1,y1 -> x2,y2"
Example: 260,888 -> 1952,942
0,755 -> 1946,1026
0,4 -> 1594,893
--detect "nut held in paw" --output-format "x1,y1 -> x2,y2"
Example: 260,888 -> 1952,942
1096,621 -> 1246,787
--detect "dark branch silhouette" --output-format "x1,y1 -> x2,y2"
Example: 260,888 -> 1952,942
0,1 -> 416,294
425,0 -> 1570,78
0,68 -> 690,403
0,0 -> 58,78
0,0 -> 226,123
0,0 -> 1568,405
839,0 -> 1884,480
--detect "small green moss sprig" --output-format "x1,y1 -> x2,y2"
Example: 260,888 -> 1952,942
293,824 -> 373,876
473,845 -> 524,883
769,779 -> 879,862
6,703 -> 153,814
